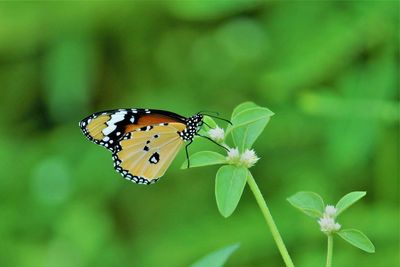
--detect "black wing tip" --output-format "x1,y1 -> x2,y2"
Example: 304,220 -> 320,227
79,115 -> 117,152
78,118 -> 92,140
78,115 -> 93,137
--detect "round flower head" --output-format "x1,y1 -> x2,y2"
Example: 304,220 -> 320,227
240,149 -> 260,168
318,217 -> 341,234
324,205 -> 337,217
226,147 -> 240,164
208,126 -> 225,143
318,204 -> 341,234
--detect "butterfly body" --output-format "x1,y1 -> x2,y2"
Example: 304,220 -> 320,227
79,109 -> 203,184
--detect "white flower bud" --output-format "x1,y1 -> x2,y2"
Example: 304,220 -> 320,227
226,148 -> 260,167
240,149 -> 260,168
208,126 -> 225,143
226,147 -> 240,164
318,205 -> 341,234
318,217 -> 341,233
325,205 -> 337,217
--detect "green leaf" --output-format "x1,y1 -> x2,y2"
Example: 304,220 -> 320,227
287,191 -> 325,218
190,243 -> 240,267
198,115 -> 218,136
204,115 -> 218,128
336,191 -> 366,216
231,102 -> 259,118
337,229 -> 375,253
228,102 -> 274,151
215,165 -> 248,218
181,151 -> 226,169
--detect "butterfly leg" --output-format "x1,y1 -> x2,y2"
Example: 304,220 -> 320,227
185,140 -> 193,168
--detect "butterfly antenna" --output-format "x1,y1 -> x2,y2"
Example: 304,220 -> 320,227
202,121 -> 212,129
201,113 -> 233,125
196,134 -> 229,151
198,110 -> 219,116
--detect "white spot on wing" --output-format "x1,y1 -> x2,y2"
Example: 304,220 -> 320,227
103,125 -> 116,135
107,112 -> 126,125
102,111 -> 127,135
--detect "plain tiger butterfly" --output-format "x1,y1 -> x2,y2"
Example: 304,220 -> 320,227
79,108 -> 208,185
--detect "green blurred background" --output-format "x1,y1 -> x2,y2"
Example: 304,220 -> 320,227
0,1 -> 398,267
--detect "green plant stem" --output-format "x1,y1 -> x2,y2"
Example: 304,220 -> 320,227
247,172 -> 295,267
326,235 -> 333,267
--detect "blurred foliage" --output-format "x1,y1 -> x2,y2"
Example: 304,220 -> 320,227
0,1 -> 398,267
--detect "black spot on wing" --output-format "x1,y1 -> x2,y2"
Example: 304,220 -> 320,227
149,152 -> 160,164
140,125 -> 153,131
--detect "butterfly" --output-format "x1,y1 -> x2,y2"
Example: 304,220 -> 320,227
79,108 -> 206,185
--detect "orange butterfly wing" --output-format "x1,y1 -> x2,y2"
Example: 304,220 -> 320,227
79,109 -> 185,151
112,123 -> 186,184
80,109 -> 203,185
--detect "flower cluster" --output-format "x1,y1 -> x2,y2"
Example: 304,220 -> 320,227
208,126 -> 225,143
208,126 -> 259,168
318,205 -> 341,234
226,147 -> 259,168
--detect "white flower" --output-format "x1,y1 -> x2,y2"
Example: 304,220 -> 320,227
240,149 -> 260,168
325,205 -> 337,217
318,216 -> 341,233
208,126 -> 225,143
226,148 -> 260,167
318,204 -> 341,234
226,147 -> 240,164
333,222 -> 341,231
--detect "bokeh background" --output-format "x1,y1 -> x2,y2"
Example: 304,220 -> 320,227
0,1 -> 398,267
